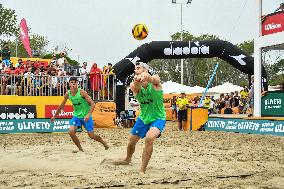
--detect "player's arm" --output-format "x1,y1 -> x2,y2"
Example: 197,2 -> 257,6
51,92 -> 68,121
130,75 -> 142,95
151,74 -> 162,90
81,90 -> 95,117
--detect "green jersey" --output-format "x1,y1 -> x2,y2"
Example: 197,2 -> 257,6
68,88 -> 90,118
135,83 -> 166,124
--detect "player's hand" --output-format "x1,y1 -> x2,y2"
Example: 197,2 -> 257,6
84,115 -> 90,122
140,72 -> 150,82
50,116 -> 55,123
134,74 -> 140,82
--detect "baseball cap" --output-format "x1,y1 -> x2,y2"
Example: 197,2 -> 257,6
136,62 -> 150,70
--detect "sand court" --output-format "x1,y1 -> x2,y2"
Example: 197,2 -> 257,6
0,122 -> 283,188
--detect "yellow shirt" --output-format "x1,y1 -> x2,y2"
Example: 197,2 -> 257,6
203,98 -> 210,109
176,97 -> 189,110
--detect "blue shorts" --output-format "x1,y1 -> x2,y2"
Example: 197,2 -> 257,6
70,116 -> 94,132
130,117 -> 166,138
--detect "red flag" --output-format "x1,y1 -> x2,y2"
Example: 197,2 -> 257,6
20,18 -> 32,57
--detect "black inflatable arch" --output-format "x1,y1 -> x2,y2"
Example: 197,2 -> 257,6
113,40 -> 268,114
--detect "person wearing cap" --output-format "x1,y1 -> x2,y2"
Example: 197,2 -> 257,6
113,62 -> 166,175
51,77 -> 109,152
50,54 -> 57,66
176,92 -> 189,131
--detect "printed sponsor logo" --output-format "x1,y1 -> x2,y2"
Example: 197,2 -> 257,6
264,98 -> 282,110
264,23 -> 282,31
229,54 -> 247,66
0,119 -> 71,133
205,118 -> 284,136
45,105 -> 73,118
164,41 -> 209,56
0,105 -> 36,120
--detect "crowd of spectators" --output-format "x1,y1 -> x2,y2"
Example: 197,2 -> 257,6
171,86 -> 254,117
0,43 -> 116,100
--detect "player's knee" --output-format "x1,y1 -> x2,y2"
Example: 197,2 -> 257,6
145,136 -> 155,145
68,129 -> 76,136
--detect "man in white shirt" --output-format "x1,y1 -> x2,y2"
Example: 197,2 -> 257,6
79,62 -> 88,90
57,52 -> 68,72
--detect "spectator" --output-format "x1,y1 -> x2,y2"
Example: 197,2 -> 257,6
23,67 -> 35,95
216,93 -> 225,113
233,91 -> 240,107
203,95 -> 211,113
89,63 -> 103,99
102,63 -> 115,99
170,96 -> 177,120
48,68 -> 58,96
176,92 -> 189,131
224,101 -> 233,114
192,96 -> 200,106
57,52 -> 68,72
50,54 -> 57,66
1,43 -> 11,68
79,62 -> 88,90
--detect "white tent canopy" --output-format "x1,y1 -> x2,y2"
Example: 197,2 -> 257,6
162,81 -> 205,94
207,82 -> 244,94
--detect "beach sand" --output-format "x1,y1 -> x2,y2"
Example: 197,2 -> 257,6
0,122 -> 283,189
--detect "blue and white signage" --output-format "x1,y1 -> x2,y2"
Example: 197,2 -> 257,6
205,118 -> 284,136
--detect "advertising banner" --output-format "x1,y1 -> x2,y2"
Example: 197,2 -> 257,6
45,105 -> 73,118
205,118 -> 284,136
0,105 -> 36,120
0,119 -> 71,133
19,18 -> 32,57
262,12 -> 284,36
261,91 -> 284,117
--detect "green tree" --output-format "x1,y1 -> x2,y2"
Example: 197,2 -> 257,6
0,4 -> 18,37
237,40 -> 254,55
9,32 -> 49,57
267,58 -> 284,85
42,53 -> 79,66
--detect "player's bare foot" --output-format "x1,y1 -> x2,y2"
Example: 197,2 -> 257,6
111,159 -> 130,165
139,171 -> 146,177
104,144 -> 109,150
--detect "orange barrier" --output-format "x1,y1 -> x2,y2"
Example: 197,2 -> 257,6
92,102 -> 116,128
184,107 -> 208,131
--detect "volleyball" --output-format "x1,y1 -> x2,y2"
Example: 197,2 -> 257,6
132,23 -> 149,40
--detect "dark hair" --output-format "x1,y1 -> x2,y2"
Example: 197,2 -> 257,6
69,77 -> 78,82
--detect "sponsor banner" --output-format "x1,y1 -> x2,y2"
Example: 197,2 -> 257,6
0,105 -> 36,120
205,118 -> 284,136
262,12 -> 284,36
45,105 -> 74,118
0,119 -> 71,133
261,91 -> 284,117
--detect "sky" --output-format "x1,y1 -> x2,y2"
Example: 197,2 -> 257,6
1,0 -> 283,69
